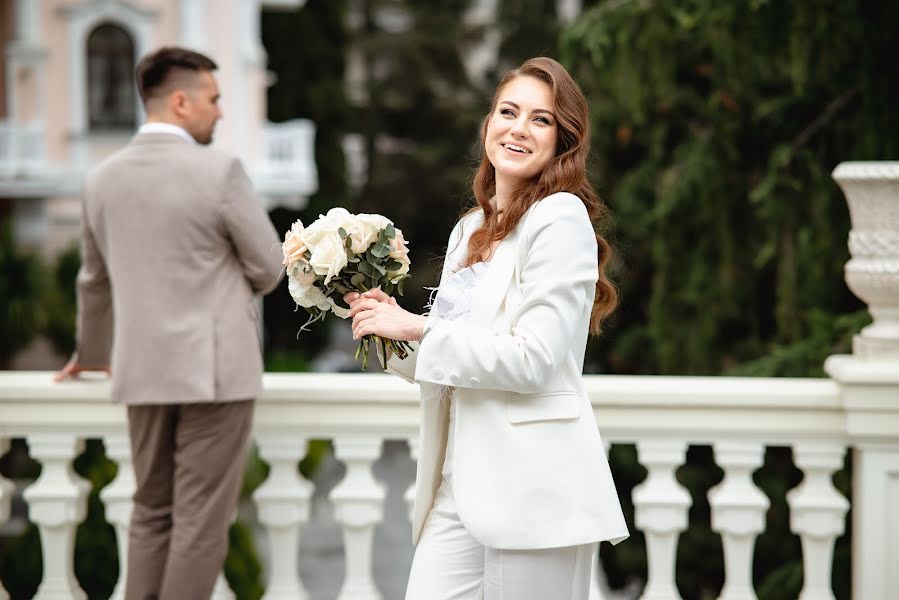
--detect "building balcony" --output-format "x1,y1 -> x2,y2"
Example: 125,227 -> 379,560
254,119 -> 319,210
1,365 -> 898,599
0,119 -> 318,208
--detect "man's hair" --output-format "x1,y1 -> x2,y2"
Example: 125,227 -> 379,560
135,47 -> 217,104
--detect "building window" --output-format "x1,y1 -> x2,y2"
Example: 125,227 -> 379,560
87,22 -> 136,130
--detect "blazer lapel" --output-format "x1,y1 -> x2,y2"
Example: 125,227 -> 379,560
469,225 -> 520,326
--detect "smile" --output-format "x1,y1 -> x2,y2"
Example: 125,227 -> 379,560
502,143 -> 532,154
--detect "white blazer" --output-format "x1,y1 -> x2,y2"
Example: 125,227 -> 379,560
388,192 -> 629,550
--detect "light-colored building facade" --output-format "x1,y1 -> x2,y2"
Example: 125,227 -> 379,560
0,0 -> 317,256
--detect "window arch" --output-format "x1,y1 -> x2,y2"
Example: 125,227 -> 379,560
87,22 -> 136,130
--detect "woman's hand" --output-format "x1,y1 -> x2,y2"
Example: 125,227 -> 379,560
344,288 -> 427,342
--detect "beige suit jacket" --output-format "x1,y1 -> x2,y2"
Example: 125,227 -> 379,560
388,193 -> 629,549
75,132 -> 284,405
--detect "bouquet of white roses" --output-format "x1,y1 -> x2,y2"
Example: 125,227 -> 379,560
282,207 -> 413,370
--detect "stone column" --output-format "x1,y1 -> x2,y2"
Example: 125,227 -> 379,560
826,161 -> 899,600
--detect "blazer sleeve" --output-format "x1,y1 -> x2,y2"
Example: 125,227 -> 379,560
413,194 -> 597,394
221,158 -> 284,295
385,217 -> 468,383
74,193 -> 113,366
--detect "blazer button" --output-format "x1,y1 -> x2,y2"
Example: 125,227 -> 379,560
432,369 -> 444,380
449,374 -> 461,385
469,377 -> 480,386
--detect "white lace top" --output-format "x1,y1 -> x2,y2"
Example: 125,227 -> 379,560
429,261 -> 490,486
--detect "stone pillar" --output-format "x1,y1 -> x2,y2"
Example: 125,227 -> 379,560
826,161 -> 899,600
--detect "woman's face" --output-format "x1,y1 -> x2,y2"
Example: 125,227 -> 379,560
485,76 -> 558,191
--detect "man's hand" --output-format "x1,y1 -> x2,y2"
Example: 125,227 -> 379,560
53,358 -> 111,382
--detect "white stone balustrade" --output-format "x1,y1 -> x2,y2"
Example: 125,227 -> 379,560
0,372 -> 874,599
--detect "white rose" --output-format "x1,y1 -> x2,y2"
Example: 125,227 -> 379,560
288,277 -> 330,310
389,260 -> 410,284
387,228 -> 411,283
301,207 -> 352,248
307,230 -> 348,285
388,228 -> 409,261
282,220 -> 307,270
327,298 -> 351,319
346,219 -> 380,254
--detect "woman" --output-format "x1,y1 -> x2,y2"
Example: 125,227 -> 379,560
346,57 -> 628,599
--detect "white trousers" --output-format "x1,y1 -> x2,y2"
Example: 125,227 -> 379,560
405,476 -> 596,600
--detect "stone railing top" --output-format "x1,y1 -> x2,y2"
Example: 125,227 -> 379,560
0,371 -> 846,446
832,161 -> 899,180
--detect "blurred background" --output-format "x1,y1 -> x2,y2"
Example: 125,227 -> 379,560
2,0 -> 898,598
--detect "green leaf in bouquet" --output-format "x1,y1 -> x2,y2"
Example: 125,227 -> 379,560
386,260 -> 403,272
371,243 -> 390,258
398,278 -> 405,295
344,236 -> 353,250
331,281 -> 352,294
347,256 -> 360,263
350,273 -> 366,288
338,227 -> 348,240
358,260 -> 373,275
385,224 -> 395,239
372,262 -> 387,275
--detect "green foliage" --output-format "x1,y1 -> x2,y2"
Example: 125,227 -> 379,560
73,440 -> 119,599
562,0 -> 898,376
44,244 -> 81,358
339,0 -> 486,313
225,521 -> 265,600
0,226 -> 49,368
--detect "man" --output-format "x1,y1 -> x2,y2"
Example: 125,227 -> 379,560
55,47 -> 283,599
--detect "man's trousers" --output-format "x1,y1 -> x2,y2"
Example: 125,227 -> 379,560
124,399 -> 254,600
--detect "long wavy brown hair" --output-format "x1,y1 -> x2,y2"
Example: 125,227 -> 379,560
464,57 -> 618,334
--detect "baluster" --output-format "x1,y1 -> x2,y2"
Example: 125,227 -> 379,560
589,438 -> 614,600
633,440 -> 690,600
786,442 -> 849,600
98,432 -> 135,600
330,436 -> 386,600
404,437 -> 419,524
22,433 -> 90,600
209,509 -> 239,600
211,572 -> 235,600
708,441 -> 769,600
253,436 -> 314,599
0,438 -> 14,600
